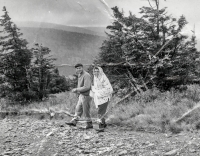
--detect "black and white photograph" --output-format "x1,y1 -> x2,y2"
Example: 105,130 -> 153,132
0,0 -> 200,155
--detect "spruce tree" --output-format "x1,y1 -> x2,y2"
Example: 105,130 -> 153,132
96,0 -> 200,93
31,44 -> 56,100
0,6 -> 32,101
48,68 -> 70,93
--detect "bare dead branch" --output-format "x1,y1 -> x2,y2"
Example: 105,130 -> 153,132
148,0 -> 154,8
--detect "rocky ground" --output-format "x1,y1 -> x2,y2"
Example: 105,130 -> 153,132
0,116 -> 200,156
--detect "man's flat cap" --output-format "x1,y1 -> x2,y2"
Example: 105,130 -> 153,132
75,63 -> 83,68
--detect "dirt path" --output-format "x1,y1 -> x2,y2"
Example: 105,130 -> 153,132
0,117 -> 200,156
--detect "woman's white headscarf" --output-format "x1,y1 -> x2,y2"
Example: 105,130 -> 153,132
90,67 -> 113,108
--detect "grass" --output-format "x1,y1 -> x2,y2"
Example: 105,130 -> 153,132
1,84 -> 200,133
107,85 -> 200,133
0,91 -> 98,119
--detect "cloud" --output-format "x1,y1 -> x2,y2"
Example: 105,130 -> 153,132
0,0 -> 113,26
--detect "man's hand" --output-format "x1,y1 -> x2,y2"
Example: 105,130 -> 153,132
91,86 -> 97,93
72,88 -> 77,93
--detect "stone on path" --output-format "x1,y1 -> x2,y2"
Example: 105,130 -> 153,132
118,150 -> 128,156
164,149 -> 179,156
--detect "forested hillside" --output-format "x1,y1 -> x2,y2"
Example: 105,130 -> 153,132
19,27 -> 106,75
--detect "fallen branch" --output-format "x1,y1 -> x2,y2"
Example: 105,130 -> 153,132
173,102 -> 200,123
49,108 -> 75,117
55,62 -> 128,67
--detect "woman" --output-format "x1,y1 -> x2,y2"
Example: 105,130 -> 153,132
90,66 -> 113,130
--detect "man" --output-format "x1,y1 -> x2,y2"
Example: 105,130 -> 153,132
66,63 -> 93,129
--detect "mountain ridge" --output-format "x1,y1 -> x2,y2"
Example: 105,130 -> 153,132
18,25 -> 106,76
16,21 -> 107,37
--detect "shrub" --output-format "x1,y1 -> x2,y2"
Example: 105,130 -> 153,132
183,85 -> 200,102
106,85 -> 200,133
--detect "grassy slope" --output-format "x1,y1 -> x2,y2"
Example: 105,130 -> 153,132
1,84 -> 200,133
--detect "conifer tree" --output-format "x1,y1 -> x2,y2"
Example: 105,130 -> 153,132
31,44 -> 56,100
0,6 -> 32,100
96,0 -> 200,92
48,68 -> 70,93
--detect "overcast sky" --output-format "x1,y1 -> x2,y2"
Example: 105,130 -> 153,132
0,0 -> 199,40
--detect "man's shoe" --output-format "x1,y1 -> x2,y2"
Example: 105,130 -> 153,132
85,122 -> 93,129
66,121 -> 76,126
66,116 -> 79,126
99,123 -> 107,129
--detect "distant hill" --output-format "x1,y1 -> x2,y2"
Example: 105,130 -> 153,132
19,26 -> 106,76
83,26 -> 110,34
16,21 -> 107,37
